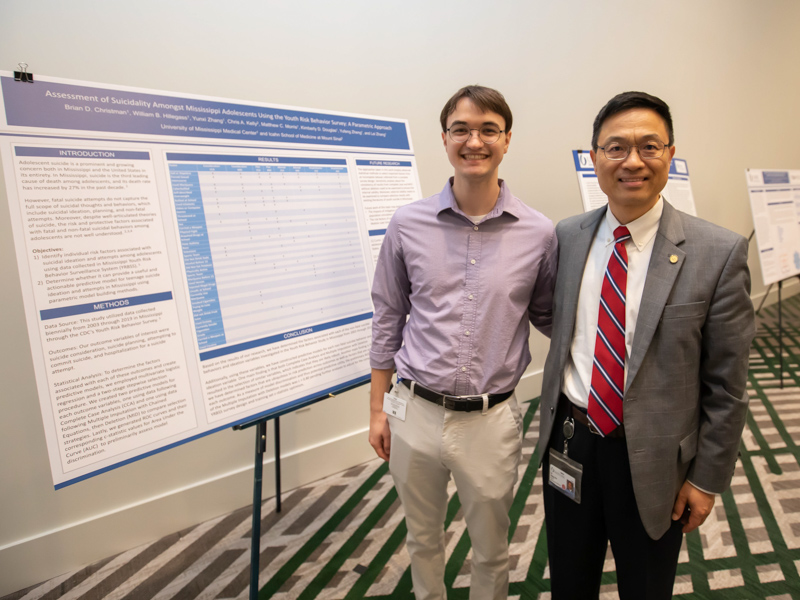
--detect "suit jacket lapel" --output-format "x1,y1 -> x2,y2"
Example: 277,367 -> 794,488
557,208 -> 605,368
626,202 -> 686,391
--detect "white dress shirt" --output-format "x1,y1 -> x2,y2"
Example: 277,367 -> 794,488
562,198 -> 664,408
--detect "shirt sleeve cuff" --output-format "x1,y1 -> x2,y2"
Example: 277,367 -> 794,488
369,351 -> 397,370
687,480 -> 715,495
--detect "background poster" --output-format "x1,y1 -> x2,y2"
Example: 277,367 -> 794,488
746,168 -> 800,286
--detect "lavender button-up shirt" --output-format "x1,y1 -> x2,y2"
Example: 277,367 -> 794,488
370,179 -> 557,396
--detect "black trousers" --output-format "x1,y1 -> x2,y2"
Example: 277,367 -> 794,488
542,396 -> 684,599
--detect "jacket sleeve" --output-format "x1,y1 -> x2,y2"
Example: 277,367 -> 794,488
688,235 -> 755,493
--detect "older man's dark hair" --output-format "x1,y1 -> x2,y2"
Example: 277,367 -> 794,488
591,91 -> 674,151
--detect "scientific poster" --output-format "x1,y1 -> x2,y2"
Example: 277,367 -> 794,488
0,73 -> 421,487
746,168 -> 800,286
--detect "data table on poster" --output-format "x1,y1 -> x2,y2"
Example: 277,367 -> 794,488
168,155 -> 373,351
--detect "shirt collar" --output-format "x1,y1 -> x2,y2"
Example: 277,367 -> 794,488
437,177 -> 520,221
604,196 -> 663,251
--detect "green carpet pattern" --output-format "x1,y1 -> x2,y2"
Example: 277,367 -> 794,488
5,294 -> 800,600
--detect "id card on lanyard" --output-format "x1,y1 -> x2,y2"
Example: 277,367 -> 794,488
548,414 -> 583,503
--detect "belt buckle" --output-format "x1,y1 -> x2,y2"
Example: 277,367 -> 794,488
588,422 -> 601,435
443,395 -> 459,411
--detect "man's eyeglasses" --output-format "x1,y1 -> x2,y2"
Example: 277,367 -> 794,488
446,126 -> 505,145
598,140 -> 669,161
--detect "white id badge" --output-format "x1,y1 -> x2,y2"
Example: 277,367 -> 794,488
383,392 -> 407,421
548,448 -> 583,503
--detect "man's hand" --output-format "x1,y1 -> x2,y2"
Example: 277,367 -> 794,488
671,481 -> 715,533
369,368 -> 394,461
369,409 -> 391,461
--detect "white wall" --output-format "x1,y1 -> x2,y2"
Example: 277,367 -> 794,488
1,0 -> 799,593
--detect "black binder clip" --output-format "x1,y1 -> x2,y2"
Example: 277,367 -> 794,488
14,63 -> 34,83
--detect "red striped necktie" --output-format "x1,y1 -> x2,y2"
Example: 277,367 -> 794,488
588,226 -> 631,436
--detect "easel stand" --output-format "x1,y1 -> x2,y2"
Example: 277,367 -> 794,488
749,230 -> 799,388
756,276 -> 800,389
756,285 -> 773,316
233,415 -> 284,600
779,280 -> 784,389
232,379 -> 368,600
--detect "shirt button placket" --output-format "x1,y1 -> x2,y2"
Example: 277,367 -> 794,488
457,230 -> 480,395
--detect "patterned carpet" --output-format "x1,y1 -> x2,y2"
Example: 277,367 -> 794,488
5,294 -> 800,600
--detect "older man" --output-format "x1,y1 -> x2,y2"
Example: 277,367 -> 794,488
539,91 -> 755,598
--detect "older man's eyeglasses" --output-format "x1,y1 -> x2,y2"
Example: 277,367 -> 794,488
446,126 -> 505,144
598,140 -> 669,161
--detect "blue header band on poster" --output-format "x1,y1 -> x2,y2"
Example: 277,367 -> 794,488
355,160 -> 412,167
763,171 -> 790,185
15,147 -> 151,160
199,312 -> 373,361
166,153 -> 346,165
572,150 -> 594,171
40,291 -> 173,320
368,229 -> 387,236
669,160 -> 690,176
1,77 -> 410,151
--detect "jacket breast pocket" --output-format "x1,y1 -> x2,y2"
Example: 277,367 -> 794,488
662,301 -> 707,320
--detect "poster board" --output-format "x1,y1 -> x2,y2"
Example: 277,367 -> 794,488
572,149 -> 697,215
0,73 -> 421,488
745,168 -> 800,286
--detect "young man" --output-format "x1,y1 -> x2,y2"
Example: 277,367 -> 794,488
369,85 -> 557,600
539,91 -> 755,598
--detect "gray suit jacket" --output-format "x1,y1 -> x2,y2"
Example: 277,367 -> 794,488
538,201 -> 755,539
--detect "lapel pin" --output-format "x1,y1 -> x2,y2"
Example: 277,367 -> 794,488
669,254 -> 678,264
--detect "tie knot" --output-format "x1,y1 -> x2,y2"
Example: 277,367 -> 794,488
614,226 -> 631,245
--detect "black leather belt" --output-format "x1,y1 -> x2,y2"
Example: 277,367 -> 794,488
400,378 -> 512,412
570,403 -> 625,438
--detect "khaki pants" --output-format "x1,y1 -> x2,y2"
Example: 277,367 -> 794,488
388,383 -> 523,600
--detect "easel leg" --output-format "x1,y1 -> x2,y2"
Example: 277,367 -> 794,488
779,280 -> 784,389
275,416 -> 282,513
250,420 -> 267,600
756,283 -> 774,316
